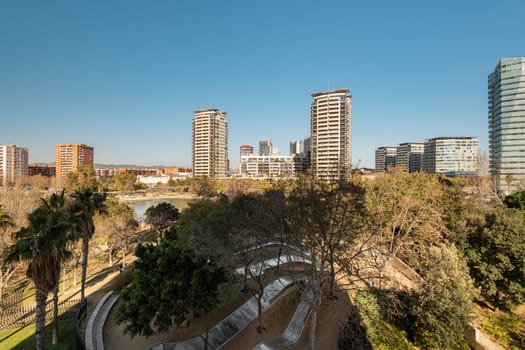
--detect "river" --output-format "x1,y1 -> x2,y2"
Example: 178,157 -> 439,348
125,197 -> 193,221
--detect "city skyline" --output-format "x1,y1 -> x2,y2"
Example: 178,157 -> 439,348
1,1 -> 524,168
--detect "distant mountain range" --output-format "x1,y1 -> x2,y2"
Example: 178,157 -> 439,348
30,162 -> 183,169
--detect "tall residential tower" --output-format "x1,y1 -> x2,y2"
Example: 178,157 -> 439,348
310,89 -> 352,180
0,144 -> 28,184
55,144 -> 94,178
489,58 -> 525,193
192,108 -> 228,179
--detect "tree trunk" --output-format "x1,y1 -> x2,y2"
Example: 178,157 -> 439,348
257,293 -> 264,333
35,289 -> 48,350
52,284 -> 59,345
81,237 -> 89,300
108,243 -> 113,267
73,262 -> 78,286
308,309 -> 317,350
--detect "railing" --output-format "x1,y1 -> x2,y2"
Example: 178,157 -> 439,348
0,297 -> 81,331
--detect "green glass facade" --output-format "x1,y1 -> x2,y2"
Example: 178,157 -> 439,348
489,58 -> 525,193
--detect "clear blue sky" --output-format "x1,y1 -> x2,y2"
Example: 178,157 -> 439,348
1,0 -> 524,168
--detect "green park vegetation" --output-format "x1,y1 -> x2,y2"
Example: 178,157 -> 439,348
1,169 -> 525,349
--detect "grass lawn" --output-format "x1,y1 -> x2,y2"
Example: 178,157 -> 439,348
0,319 -> 76,350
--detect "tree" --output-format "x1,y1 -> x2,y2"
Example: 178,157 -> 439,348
95,197 -> 138,267
70,188 -> 107,300
144,202 -> 179,243
409,244 -> 476,349
286,175 -> 371,349
365,173 -> 448,263
0,205 -> 15,307
115,233 -> 226,346
65,166 -> 97,191
111,172 -> 138,192
464,207 -> 525,309
230,192 -> 284,332
506,174 -> 513,194
5,191 -> 73,350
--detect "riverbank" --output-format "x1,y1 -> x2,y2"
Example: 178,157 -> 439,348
116,191 -> 198,203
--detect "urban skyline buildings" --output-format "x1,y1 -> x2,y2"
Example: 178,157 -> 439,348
310,89 -> 352,180
489,57 -> 525,194
422,137 -> 479,176
192,108 -> 228,179
396,143 -> 424,173
55,144 -> 94,178
375,146 -> 397,173
0,144 -> 28,184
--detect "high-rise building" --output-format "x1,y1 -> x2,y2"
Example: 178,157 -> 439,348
259,139 -> 273,156
375,147 -> 397,173
55,144 -> 94,178
396,143 -> 424,173
423,137 -> 479,176
310,89 -> 352,180
0,144 -> 28,184
192,108 -> 228,179
489,57 -> 525,193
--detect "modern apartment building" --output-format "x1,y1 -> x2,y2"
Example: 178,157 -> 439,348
240,154 -> 295,179
192,108 -> 228,179
423,137 -> 479,176
489,57 -> 525,193
396,143 -> 424,173
0,144 -> 28,184
375,146 -> 397,173
55,144 -> 94,178
310,89 -> 352,180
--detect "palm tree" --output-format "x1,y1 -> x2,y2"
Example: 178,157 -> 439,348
506,174 -> 513,194
70,188 -> 107,300
0,205 -> 15,306
5,191 -> 72,350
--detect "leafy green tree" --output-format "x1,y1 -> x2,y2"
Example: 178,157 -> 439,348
409,244 -> 476,349
144,202 -> 179,243
504,189 -> 525,211
112,172 -> 138,192
5,191 -> 73,350
115,233 -> 226,346
70,188 -> 107,300
65,166 -> 97,191
464,208 -> 525,309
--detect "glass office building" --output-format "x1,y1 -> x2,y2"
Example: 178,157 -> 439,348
489,58 -> 525,193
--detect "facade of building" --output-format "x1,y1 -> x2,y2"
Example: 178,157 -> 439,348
489,57 -> 525,193
0,144 -> 28,184
28,164 -> 56,177
396,143 -> 424,173
55,144 -> 94,178
192,108 -> 228,179
423,137 -> 479,176
240,154 -> 296,179
310,89 -> 352,180
375,146 -> 397,173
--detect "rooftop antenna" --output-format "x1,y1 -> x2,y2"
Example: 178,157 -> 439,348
328,80 -> 330,90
